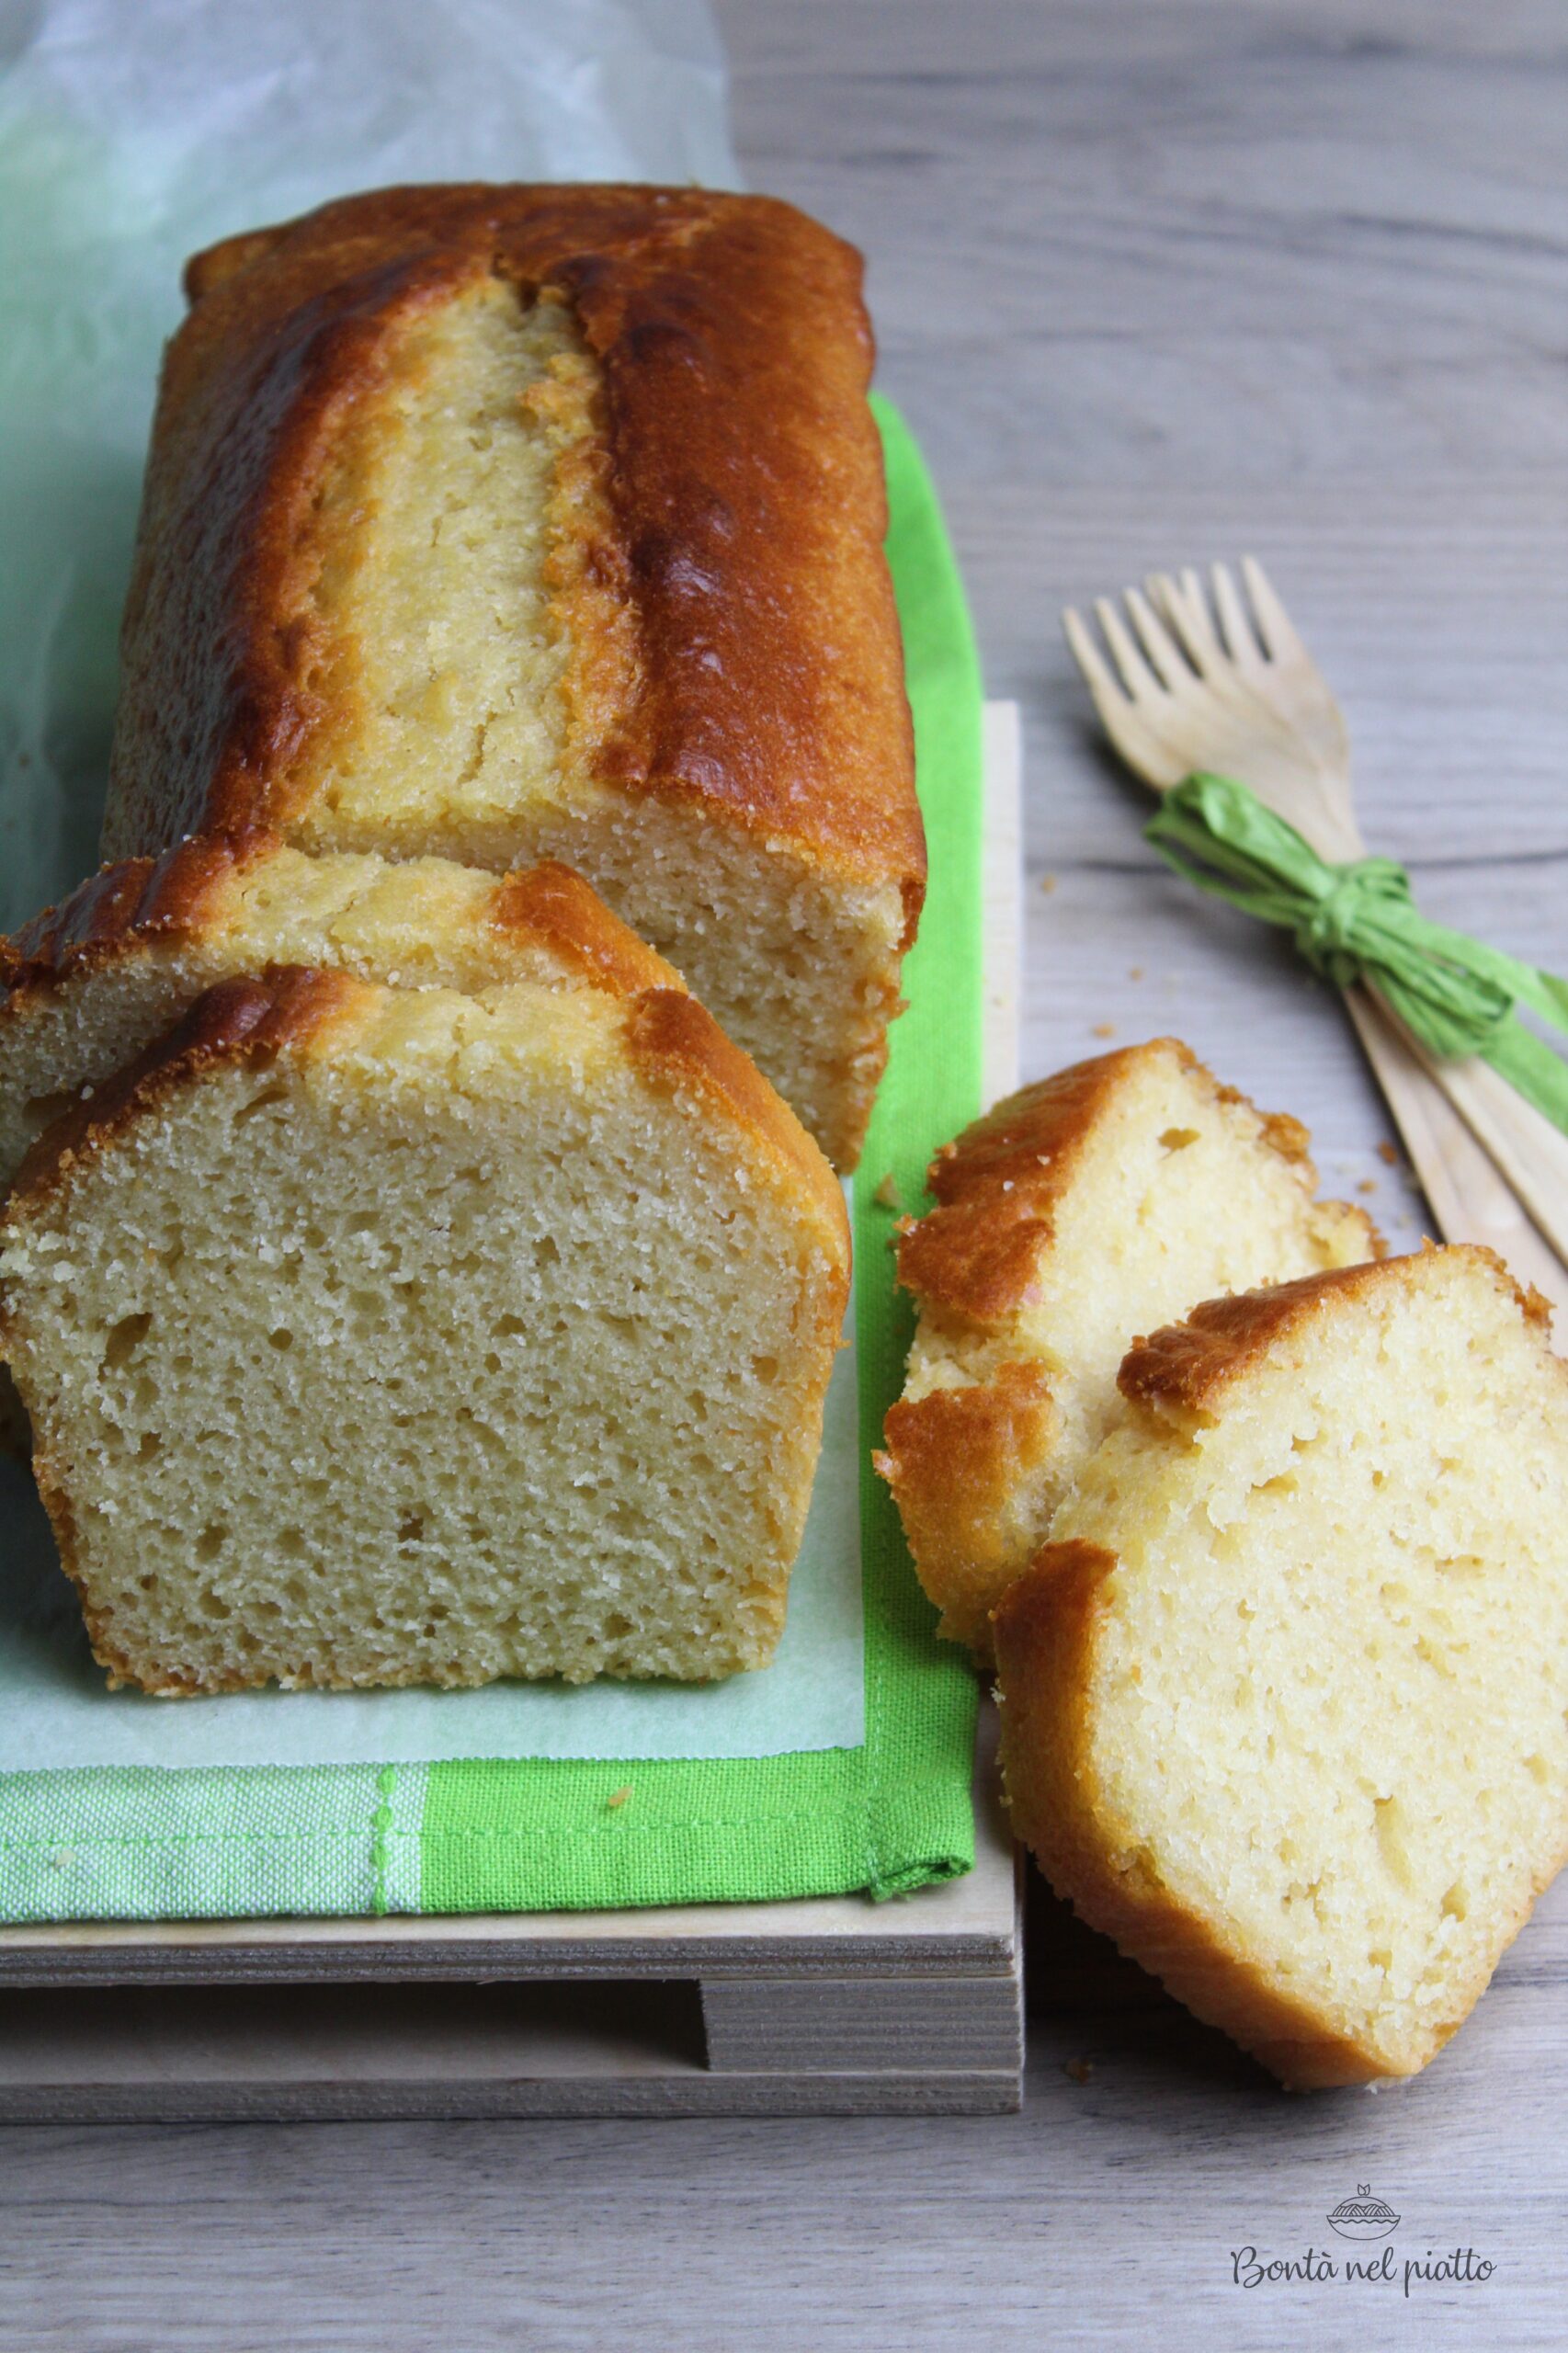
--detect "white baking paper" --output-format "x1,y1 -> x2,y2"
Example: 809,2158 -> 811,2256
0,3 -> 869,1768
0,0 -> 740,931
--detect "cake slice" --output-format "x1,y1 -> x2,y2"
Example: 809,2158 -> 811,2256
0,961 -> 848,1694
994,1247 -> 1568,2088
0,834 -> 682,1192
875,1040 -> 1378,1657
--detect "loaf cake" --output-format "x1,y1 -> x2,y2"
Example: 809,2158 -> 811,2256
98,184 -> 925,1171
875,1039 -> 1378,1656
994,1246 -> 1568,2088
0,833 -> 683,1192
0,960 -> 849,1694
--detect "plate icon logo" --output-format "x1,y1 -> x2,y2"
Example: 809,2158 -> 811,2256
1327,2184 -> 1401,2242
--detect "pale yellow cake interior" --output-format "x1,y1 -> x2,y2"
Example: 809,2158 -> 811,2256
302,286 -> 596,844
0,845 -> 649,1188
0,983 -> 844,1694
1049,1250 -> 1568,2077
901,1043 -> 1372,1635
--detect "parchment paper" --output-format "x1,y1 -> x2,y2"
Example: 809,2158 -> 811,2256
0,0 -> 739,929
0,3 -> 870,1771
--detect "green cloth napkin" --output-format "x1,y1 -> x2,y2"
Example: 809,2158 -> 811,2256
0,397 -> 985,1924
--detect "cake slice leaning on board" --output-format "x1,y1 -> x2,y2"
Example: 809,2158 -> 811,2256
97,184 -> 925,1172
994,1247 -> 1568,2088
0,949 -> 849,1696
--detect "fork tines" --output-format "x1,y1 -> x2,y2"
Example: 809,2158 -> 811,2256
1065,558 -> 1299,710
1062,554 -> 1352,825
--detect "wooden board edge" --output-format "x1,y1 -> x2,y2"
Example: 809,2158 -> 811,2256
0,2075 -> 1026,2123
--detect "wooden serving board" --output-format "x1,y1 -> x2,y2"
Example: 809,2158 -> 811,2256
0,704 -> 1024,2122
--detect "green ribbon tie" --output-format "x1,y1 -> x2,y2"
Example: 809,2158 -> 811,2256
1144,770 -> 1568,1140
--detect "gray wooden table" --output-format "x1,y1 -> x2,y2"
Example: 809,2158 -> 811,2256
3,3 -> 1565,2344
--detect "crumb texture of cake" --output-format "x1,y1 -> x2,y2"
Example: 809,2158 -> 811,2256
0,837 -> 683,1191
98,185 -> 925,1168
0,964 -> 848,1695
994,1246 -> 1568,2089
876,1039 -> 1379,1656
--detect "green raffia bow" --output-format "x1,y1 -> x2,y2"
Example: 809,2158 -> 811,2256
1145,771 -> 1568,1139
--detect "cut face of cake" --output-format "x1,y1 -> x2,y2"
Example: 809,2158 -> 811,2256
876,1039 -> 1379,1657
994,1247 -> 1568,2088
0,836 -> 682,1192
97,187 -> 926,1168
0,964 -> 848,1694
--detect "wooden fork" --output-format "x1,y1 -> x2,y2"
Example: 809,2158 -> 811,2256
1063,559 -> 1568,1314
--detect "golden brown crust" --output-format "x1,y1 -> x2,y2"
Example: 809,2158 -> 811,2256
184,229 -> 283,302
875,1362 -> 1057,1651
0,840 -> 685,1016
896,1040 -> 1332,1325
490,861 -> 683,1000
1118,1243 -> 1545,1419
621,988 -> 850,1279
0,833 -> 276,1000
7,968 -> 366,1207
105,184 -> 922,926
993,1547 -> 1405,2089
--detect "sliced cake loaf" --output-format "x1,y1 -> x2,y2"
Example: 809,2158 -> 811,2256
994,1247 -> 1568,2088
875,1040 -> 1378,1657
97,186 -> 925,1169
0,960 -> 848,1694
0,835 -> 683,1191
